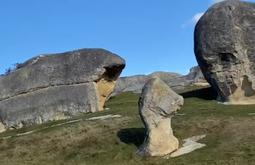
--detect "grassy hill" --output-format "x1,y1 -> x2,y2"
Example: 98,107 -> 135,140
0,87 -> 254,165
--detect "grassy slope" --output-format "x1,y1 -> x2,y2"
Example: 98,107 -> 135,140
0,87 -> 254,165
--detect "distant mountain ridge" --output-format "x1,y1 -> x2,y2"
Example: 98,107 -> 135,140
111,66 -> 208,96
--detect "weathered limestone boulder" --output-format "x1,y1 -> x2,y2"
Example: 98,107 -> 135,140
137,77 -> 184,156
194,0 -> 255,104
0,48 -> 125,131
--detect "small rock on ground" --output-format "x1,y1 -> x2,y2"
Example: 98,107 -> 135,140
167,134 -> 206,158
86,114 -> 122,121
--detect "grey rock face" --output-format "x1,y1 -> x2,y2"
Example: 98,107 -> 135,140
194,0 -> 255,104
0,48 -> 125,130
137,77 -> 184,157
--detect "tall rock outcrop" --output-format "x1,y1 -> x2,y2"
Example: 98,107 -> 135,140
137,77 -> 184,156
194,0 -> 255,104
0,48 -> 125,131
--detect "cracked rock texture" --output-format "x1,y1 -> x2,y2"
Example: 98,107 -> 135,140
137,77 -> 184,157
0,48 -> 125,131
194,0 -> 255,104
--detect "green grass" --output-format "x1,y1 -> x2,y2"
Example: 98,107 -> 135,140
0,87 -> 254,165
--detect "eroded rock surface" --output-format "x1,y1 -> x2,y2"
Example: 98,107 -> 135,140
0,48 -> 125,130
194,0 -> 255,104
137,77 -> 184,157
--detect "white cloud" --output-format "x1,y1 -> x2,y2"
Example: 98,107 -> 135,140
181,12 -> 204,28
212,0 -> 225,4
192,12 -> 204,24
181,0 -> 225,28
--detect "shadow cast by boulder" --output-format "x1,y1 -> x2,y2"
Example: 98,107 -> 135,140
180,87 -> 217,100
117,128 -> 146,147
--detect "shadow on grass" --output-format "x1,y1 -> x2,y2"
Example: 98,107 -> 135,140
180,87 -> 217,100
117,128 -> 146,147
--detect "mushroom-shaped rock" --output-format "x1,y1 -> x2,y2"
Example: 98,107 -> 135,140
0,48 -> 125,131
137,77 -> 184,156
194,0 -> 255,104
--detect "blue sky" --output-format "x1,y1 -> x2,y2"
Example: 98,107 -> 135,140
0,0 -> 254,76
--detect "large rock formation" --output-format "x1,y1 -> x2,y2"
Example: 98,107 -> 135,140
137,77 -> 184,157
194,0 -> 255,104
0,48 -> 125,131
111,66 -> 207,96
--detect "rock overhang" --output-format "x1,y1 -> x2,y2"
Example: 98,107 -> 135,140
0,48 -> 125,131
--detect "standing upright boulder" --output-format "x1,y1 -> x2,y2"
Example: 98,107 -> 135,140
194,0 -> 255,104
137,77 -> 184,156
0,48 -> 125,131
